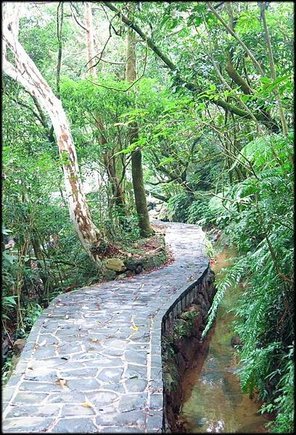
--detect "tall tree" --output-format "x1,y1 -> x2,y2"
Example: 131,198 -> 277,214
125,5 -> 153,237
2,3 -> 106,264
84,2 -> 97,78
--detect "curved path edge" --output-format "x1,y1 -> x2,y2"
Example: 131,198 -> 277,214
2,222 -> 209,433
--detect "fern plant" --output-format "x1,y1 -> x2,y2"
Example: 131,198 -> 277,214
202,133 -> 294,431
202,257 -> 247,339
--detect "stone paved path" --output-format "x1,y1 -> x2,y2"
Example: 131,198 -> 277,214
2,222 -> 208,433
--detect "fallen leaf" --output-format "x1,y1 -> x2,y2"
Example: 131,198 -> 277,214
81,401 -> 94,408
131,324 -> 139,331
130,317 -> 139,331
56,378 -> 68,388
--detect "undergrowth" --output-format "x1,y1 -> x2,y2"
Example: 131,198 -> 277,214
199,133 -> 294,433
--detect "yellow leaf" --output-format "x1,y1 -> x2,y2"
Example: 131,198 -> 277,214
130,317 -> 139,331
81,401 -> 94,408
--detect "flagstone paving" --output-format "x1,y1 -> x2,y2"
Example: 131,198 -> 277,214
2,222 -> 209,433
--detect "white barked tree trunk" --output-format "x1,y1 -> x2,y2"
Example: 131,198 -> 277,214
84,2 -> 97,77
2,2 -> 104,264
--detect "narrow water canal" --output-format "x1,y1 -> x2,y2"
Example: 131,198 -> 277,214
179,248 -> 270,433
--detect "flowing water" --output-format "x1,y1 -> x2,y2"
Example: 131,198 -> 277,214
179,248 -> 270,433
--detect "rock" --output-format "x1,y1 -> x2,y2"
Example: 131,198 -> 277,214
125,259 -> 141,272
105,258 -> 126,272
13,338 -> 26,354
103,269 -> 117,280
135,264 -> 143,274
142,251 -> 166,270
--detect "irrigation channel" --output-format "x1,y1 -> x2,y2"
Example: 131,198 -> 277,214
178,247 -> 270,433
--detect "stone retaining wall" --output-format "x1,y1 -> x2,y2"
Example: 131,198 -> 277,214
160,267 -> 216,432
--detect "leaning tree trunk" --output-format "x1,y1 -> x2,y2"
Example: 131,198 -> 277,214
3,3 -> 105,264
126,13 -> 153,237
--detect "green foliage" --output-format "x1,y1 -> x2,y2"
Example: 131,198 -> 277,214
172,310 -> 199,339
3,4 -> 294,429
261,345 -> 294,433
202,259 -> 246,338
187,195 -> 226,227
60,75 -> 131,158
167,192 -> 193,222
2,354 -> 18,386
2,296 -> 17,319
202,132 -> 293,430
22,302 -> 43,329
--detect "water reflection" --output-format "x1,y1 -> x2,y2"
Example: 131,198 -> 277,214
179,249 -> 269,433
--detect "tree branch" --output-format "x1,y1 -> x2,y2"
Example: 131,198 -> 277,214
104,2 -> 177,71
225,57 -> 253,95
103,2 -> 278,131
86,43 -> 148,92
208,2 -> 264,76
146,190 -> 169,202
8,93 -> 44,126
70,2 -> 89,32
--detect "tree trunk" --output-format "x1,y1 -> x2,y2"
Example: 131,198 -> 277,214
3,3 -> 105,264
84,2 -> 97,77
125,10 -> 153,237
95,118 -> 126,211
105,152 -> 126,211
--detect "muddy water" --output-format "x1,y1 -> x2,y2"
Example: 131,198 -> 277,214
179,248 -> 269,433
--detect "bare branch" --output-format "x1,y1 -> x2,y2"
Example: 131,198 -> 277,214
100,57 -> 125,66
70,2 -> 89,32
8,93 -> 44,125
86,44 -> 148,92
86,20 -> 113,70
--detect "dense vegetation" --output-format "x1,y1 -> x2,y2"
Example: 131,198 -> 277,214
2,2 -> 293,432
